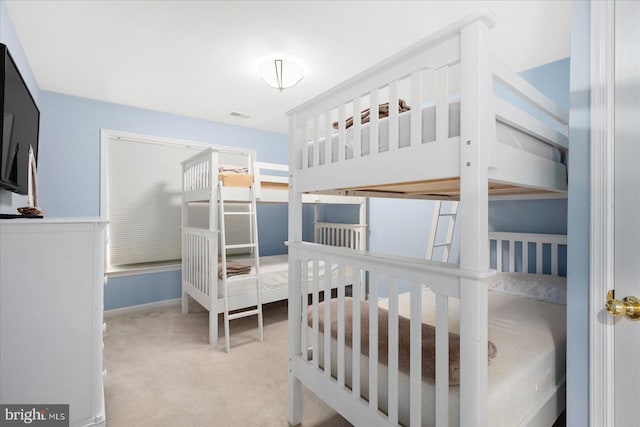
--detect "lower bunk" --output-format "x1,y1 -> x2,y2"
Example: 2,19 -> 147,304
181,221 -> 365,347
288,232 -> 566,426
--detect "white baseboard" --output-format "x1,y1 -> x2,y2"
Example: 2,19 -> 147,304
104,298 -> 181,318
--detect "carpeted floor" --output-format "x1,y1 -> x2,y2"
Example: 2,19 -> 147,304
103,300 -> 351,427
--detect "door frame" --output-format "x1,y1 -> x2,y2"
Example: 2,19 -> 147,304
589,0 -> 615,425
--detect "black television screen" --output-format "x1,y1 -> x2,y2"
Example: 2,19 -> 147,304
0,43 -> 40,195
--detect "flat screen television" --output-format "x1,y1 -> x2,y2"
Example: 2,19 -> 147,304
0,43 -> 40,196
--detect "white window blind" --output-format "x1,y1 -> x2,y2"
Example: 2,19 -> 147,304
107,137 -> 201,269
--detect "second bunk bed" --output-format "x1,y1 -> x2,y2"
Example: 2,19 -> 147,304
180,147 -> 366,348
286,10 -> 568,427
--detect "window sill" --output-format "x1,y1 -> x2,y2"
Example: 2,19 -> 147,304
106,261 -> 181,278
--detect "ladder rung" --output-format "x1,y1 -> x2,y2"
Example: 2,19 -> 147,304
228,308 -> 260,320
225,243 -> 257,249
224,211 -> 254,216
433,243 -> 452,248
439,213 -> 457,217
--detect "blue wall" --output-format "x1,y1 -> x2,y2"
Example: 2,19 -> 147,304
567,1 -> 591,424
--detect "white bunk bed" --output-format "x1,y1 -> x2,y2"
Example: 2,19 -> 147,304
286,11 -> 568,427
181,147 -> 366,347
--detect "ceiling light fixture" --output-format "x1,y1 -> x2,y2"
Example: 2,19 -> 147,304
260,59 -> 304,91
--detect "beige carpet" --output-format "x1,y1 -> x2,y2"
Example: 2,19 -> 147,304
103,300 -> 351,427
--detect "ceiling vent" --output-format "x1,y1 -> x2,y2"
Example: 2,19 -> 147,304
230,111 -> 250,119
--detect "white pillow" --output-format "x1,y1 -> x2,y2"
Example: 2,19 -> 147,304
486,272 -> 567,305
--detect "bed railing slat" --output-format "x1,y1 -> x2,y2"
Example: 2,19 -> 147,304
312,260 -> 320,369
337,265 -> 346,388
302,125 -> 309,170
353,97 -> 362,158
324,112 -> 332,166
409,282 -> 422,427
523,241 -> 529,273
324,261 -> 332,379
410,71 -> 422,147
436,292 -> 450,426
436,66 -> 450,143
496,241 -> 503,272
352,270 -> 362,398
312,116 -> 319,167
536,243 -> 543,274
369,273 -> 379,411
508,240 -> 515,272
338,104 -> 346,162
551,243 -> 558,276
389,81 -> 399,151
301,260 -> 309,357
388,278 -> 399,425
370,90 -> 379,154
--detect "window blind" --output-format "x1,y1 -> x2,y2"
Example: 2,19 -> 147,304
107,137 -> 201,268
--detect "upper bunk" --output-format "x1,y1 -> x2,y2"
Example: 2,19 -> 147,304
286,11 -> 569,200
182,146 -> 363,205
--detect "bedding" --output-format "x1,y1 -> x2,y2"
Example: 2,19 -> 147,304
218,259 -> 252,279
333,99 -> 412,130
219,254 -> 353,298
311,297 -> 497,385
309,274 -> 566,426
487,272 -> 567,305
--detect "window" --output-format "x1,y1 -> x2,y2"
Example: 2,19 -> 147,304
102,131 -> 204,274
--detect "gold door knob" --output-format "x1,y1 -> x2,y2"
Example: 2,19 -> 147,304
606,291 -> 640,320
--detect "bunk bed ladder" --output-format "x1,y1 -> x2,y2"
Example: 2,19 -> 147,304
426,200 -> 459,262
218,181 -> 264,353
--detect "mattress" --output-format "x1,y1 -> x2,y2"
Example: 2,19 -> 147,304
311,276 -> 566,426
219,254 -> 353,298
309,102 -> 564,166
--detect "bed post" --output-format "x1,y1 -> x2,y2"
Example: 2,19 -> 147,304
209,149 -> 220,347
287,114 -> 303,426
181,156 -> 190,315
459,13 -> 495,426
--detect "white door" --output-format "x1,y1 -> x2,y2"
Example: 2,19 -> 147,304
612,1 -> 640,424
601,0 -> 640,425
591,0 -> 640,425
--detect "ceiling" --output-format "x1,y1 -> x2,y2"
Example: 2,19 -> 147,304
5,0 -> 572,135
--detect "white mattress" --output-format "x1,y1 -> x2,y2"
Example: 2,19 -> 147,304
310,102 -> 564,165
219,254 -> 353,298
313,282 -> 566,426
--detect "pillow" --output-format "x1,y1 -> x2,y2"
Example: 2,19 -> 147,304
486,272 -> 567,305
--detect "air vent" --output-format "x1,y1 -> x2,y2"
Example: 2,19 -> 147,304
230,111 -> 250,119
